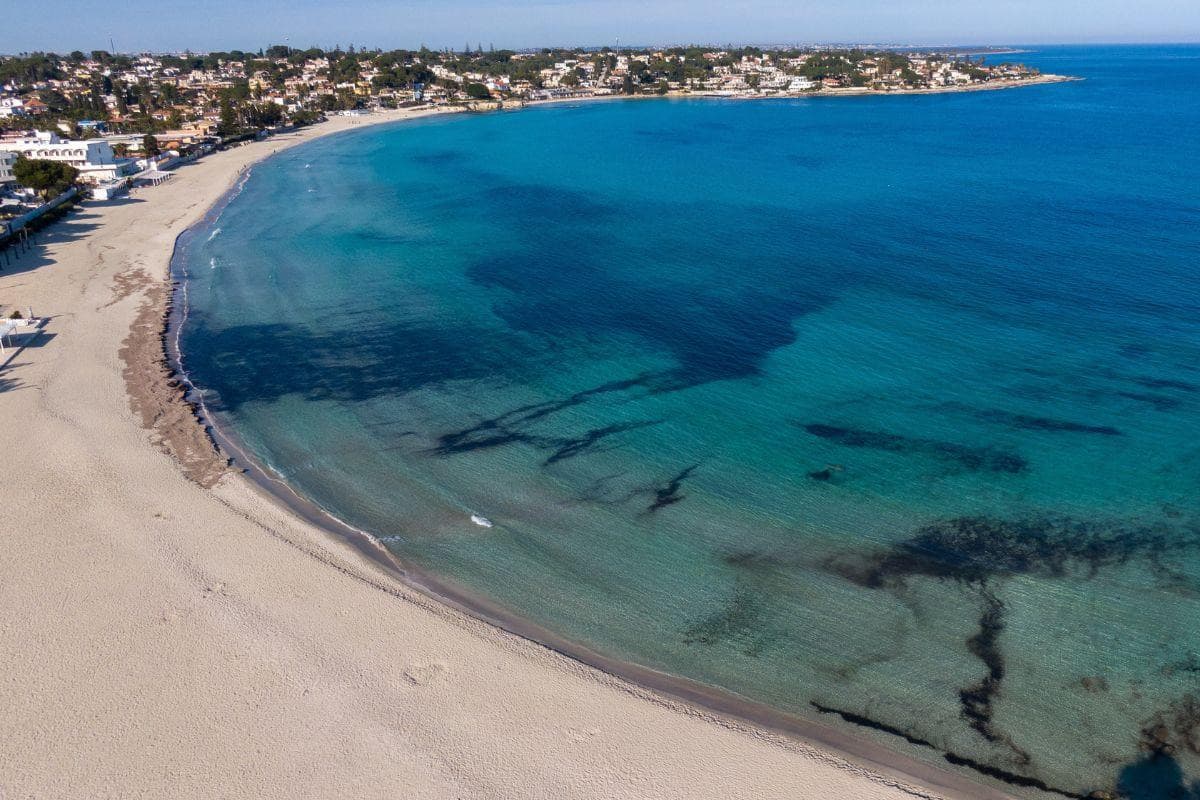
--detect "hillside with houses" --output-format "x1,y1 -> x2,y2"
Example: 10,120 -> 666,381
0,44 -> 1055,235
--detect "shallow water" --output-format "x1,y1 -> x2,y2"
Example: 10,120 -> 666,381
178,45 -> 1200,798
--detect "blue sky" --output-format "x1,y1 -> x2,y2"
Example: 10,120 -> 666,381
5,0 -> 1199,53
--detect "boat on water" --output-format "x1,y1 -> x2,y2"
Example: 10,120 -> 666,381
470,514 -> 493,528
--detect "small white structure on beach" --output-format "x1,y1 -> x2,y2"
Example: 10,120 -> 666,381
91,180 -> 129,200
135,169 -> 173,187
0,314 -> 44,357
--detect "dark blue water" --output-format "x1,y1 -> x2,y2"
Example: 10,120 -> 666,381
178,46 -> 1200,798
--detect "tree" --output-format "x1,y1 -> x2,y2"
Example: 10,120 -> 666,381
245,102 -> 283,128
13,157 -> 79,200
465,82 -> 491,100
137,80 -> 155,112
217,97 -> 239,136
290,108 -> 322,126
0,53 -> 62,84
142,134 -> 160,157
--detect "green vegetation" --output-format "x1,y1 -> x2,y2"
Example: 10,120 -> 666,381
12,158 -> 78,200
217,97 -> 238,136
465,82 -> 491,100
0,53 -> 63,84
0,45 -> 1040,141
289,108 -> 323,126
243,102 -> 284,128
373,52 -> 435,90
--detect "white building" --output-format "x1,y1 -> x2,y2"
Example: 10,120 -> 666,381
0,97 -> 26,118
0,131 -> 134,184
0,151 -> 16,184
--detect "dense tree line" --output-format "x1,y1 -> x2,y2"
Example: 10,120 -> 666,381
0,53 -> 64,84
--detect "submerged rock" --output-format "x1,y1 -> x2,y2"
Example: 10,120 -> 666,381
829,514 -> 1200,589
800,422 -> 1028,474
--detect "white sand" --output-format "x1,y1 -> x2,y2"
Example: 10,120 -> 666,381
0,109 -> 999,799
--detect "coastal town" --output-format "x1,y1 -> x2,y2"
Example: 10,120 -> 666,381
0,44 -> 1059,242
2,1 -> 1193,795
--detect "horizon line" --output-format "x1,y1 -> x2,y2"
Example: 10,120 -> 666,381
2,40 -> 1198,57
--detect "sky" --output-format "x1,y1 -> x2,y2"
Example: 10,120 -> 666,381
4,0 -> 1199,54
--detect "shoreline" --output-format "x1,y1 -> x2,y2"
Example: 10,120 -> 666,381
159,110 -> 1025,799
166,197 -> 1015,800
3,104 -> 1008,799
518,73 -> 1078,108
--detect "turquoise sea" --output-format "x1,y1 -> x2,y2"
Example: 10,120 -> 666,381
176,46 -> 1200,799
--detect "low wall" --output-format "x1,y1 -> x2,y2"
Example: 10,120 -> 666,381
1,188 -> 80,239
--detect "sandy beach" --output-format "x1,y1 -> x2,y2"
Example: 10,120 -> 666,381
0,107 -> 1007,799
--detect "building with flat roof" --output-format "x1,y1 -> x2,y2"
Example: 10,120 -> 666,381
0,131 -> 135,184
0,97 -> 27,118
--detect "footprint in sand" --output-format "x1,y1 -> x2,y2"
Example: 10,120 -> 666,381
158,607 -> 183,624
403,661 -> 448,687
565,726 -> 601,743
